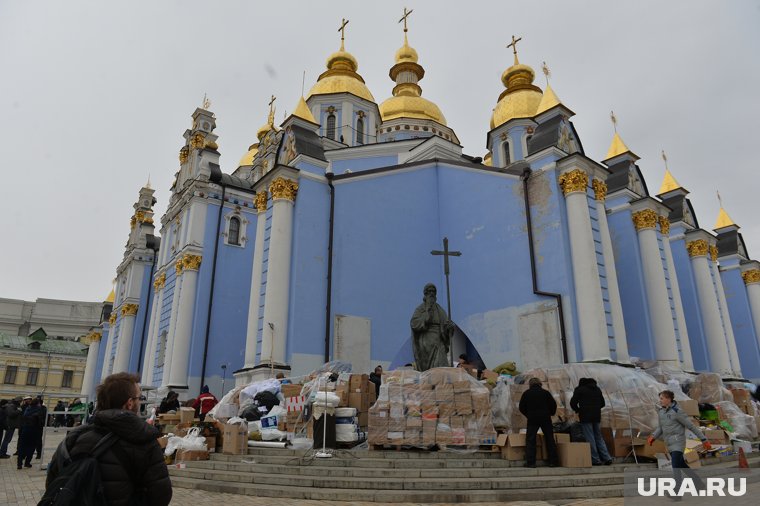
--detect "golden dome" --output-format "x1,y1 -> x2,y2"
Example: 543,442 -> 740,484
395,35 -> 418,64
256,122 -> 273,141
483,152 -> 493,166
238,143 -> 259,167
491,63 -> 543,129
308,40 -> 375,102
380,95 -> 446,125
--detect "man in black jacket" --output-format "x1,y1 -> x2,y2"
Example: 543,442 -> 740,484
0,398 -> 21,458
570,377 -> 613,465
46,373 -> 172,506
518,377 -> 559,467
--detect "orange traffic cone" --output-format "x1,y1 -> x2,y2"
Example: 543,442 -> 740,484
738,447 -> 749,469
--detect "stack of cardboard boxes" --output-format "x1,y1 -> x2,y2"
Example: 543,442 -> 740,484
345,374 -> 377,429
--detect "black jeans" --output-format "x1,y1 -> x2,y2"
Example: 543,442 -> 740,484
671,450 -> 705,491
526,419 -> 558,465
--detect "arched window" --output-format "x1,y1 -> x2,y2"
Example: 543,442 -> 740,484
356,117 -> 364,145
503,141 -> 511,165
326,114 -> 336,140
228,216 -> 241,245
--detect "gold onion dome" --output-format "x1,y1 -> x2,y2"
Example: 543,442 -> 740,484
238,143 -> 259,167
491,58 -> 543,129
379,32 -> 446,125
308,39 -> 375,102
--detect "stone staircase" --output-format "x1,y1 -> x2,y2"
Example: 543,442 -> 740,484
169,447 -> 662,502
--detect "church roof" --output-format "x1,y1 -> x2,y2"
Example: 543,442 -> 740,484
714,206 -> 737,230
535,83 -> 562,115
105,289 -> 115,303
604,132 -> 635,161
658,169 -> 683,195
292,96 -> 318,124
0,333 -> 88,356
308,36 -> 375,103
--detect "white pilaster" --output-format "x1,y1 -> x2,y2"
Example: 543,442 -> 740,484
81,332 -> 102,401
632,207 -> 679,364
167,253 -> 202,388
592,179 -> 629,362
661,221 -> 694,370
141,274 -> 166,385
162,264 -> 184,387
260,177 -> 298,366
688,239 -> 733,375
559,169 -> 610,362
244,193 -> 269,368
101,319 -> 116,381
710,251 -> 741,377
744,268 -> 760,355
112,304 -> 138,373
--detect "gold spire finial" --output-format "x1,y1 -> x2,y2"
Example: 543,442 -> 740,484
338,18 -> 349,51
507,35 -> 522,65
399,7 -> 413,44
610,110 -> 618,133
202,93 -> 211,110
714,190 -> 737,229
301,70 -> 306,97
541,61 -> 551,85
146,174 -> 151,189
267,95 -> 276,126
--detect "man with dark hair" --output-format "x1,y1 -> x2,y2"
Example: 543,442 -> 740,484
46,372 -> 172,506
192,385 -> 218,422
570,377 -> 612,465
518,377 -> 559,468
0,398 -> 21,458
369,365 -> 383,396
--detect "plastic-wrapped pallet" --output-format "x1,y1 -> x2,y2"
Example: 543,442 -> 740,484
714,401 -> 758,440
638,360 -> 695,393
368,367 -> 495,451
687,373 -> 734,404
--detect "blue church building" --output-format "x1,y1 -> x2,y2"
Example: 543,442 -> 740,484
81,19 -> 760,400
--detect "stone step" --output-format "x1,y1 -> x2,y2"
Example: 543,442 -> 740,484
242,447 -> 505,459
169,475 -> 623,502
170,465 -> 627,491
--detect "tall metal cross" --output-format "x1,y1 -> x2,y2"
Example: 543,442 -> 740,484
338,18 -> 349,42
399,7 -> 413,32
431,237 -> 461,364
267,95 -> 276,125
610,110 -> 618,133
507,35 -> 522,64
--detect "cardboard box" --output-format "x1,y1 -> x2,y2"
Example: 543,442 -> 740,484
335,383 -> 349,407
684,449 -> 701,468
349,393 -> 371,412
349,374 -> 370,393
636,439 -> 668,459
222,422 -> 248,455
175,449 -> 210,462
557,442 -> 592,468
704,429 -> 729,445
205,435 -> 217,452
281,384 -> 303,398
179,407 -> 196,424
679,399 -> 699,417
158,413 -> 180,424
357,412 -> 368,428
435,384 -> 454,402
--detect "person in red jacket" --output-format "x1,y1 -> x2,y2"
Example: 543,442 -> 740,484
192,385 -> 218,421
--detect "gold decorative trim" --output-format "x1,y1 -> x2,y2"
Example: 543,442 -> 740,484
191,133 -> 205,149
592,179 -> 607,202
269,177 -> 299,201
85,331 -> 103,344
686,239 -> 709,258
108,312 -> 117,325
658,216 -> 670,235
709,245 -> 718,262
153,272 -> 166,291
182,253 -> 202,271
179,147 -> 189,163
742,269 -> 760,285
632,209 -> 658,231
121,303 -> 139,317
255,191 -> 268,212
558,169 -> 588,196
175,257 -> 184,276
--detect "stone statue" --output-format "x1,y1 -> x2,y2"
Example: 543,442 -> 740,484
410,283 -> 455,371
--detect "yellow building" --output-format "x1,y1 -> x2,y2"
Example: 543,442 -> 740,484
0,328 -> 88,405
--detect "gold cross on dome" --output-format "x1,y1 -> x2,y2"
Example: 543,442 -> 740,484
267,95 -> 276,125
610,110 -> 618,133
338,18 -> 349,44
661,150 -> 669,170
399,7 -> 413,32
542,61 -> 551,84
507,35 -> 522,65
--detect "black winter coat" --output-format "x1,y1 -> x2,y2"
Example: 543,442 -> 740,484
518,384 -> 557,423
19,405 -> 44,446
569,379 -> 606,423
46,409 -> 172,506
4,403 -> 21,429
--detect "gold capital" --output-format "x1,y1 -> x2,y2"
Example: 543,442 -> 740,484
558,169 -> 588,196
121,303 -> 139,317
86,331 -> 103,344
175,257 -> 184,276
182,253 -> 202,271
742,269 -> 760,285
153,272 -> 166,291
179,146 -> 189,164
658,216 -> 670,235
686,239 -> 709,258
632,209 -> 658,231
709,245 -> 718,262
191,132 -> 205,149
108,312 -> 117,325
255,191 -> 268,212
592,179 -> 607,202
269,177 -> 299,201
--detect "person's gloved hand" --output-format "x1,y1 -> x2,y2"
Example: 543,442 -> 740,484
702,440 -> 712,451
647,435 -> 655,446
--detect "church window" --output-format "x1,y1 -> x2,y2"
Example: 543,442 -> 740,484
3,365 -> 17,384
326,114 -> 336,140
356,118 -> 364,145
228,216 -> 241,245
503,141 -> 511,165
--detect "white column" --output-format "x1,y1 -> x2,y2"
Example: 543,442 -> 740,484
688,240 -> 733,375
112,304 -> 138,373
559,169 -> 610,361
141,274 -> 165,385
592,180 -> 629,362
244,192 -> 269,368
710,250 -> 741,377
744,269 -> 760,354
81,332 -> 102,401
100,317 -> 116,380
168,254 -> 202,388
661,220 -> 694,371
162,262 -> 184,386
260,177 -> 298,365
632,209 -> 679,364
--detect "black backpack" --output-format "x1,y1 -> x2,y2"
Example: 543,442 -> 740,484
38,431 -> 118,506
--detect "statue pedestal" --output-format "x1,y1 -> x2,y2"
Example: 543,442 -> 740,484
233,362 -> 291,386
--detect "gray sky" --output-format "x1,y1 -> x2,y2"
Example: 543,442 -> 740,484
1,0 -> 759,302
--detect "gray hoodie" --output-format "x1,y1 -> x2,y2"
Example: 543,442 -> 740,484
651,400 -> 706,452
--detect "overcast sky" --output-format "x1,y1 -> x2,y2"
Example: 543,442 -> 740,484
1,0 -> 759,302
